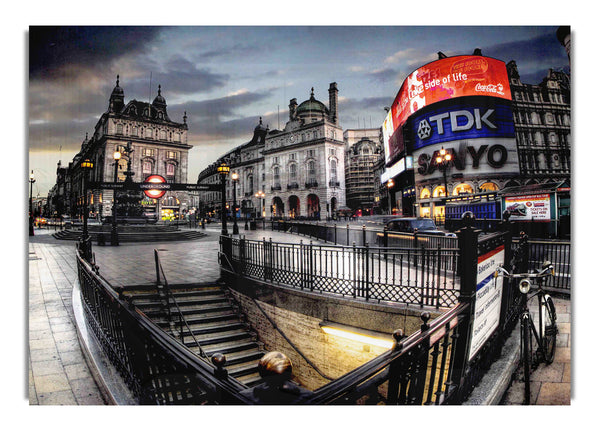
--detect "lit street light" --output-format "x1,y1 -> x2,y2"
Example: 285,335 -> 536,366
435,146 -> 453,199
217,163 -> 230,235
255,190 -> 265,218
435,146 -> 453,223
111,149 -> 121,246
29,170 -> 36,236
231,171 -> 239,234
386,178 -> 394,215
80,159 -> 94,260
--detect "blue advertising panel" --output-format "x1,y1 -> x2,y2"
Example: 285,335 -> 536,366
409,97 -> 515,151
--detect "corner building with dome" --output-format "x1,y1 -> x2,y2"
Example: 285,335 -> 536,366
198,83 -> 346,220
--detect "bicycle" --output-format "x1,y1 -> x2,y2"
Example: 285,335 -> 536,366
495,261 -> 558,405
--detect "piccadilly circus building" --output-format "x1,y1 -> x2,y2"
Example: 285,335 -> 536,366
381,52 -> 570,236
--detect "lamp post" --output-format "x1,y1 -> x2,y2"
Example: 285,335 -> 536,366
255,190 -> 265,219
386,178 -> 394,215
80,159 -> 94,260
111,149 -> 121,246
435,146 -> 453,223
29,170 -> 35,236
217,163 -> 230,235
231,171 -> 239,234
435,146 -> 453,199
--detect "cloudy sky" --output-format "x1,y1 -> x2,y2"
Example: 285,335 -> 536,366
27,23 -> 569,196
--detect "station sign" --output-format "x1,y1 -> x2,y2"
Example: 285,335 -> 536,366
469,245 -> 504,360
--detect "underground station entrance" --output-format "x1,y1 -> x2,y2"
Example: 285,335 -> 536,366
75,209 -> 525,405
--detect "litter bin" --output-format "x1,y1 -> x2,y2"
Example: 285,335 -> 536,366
250,220 -> 257,230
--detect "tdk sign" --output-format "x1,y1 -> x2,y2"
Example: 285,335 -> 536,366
411,101 -> 515,150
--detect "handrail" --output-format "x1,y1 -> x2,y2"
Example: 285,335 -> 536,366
76,248 -> 251,404
154,249 -> 209,361
219,250 -> 335,381
307,302 -> 469,404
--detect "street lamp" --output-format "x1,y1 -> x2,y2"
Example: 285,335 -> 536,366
386,178 -> 394,215
217,163 -> 230,235
435,146 -> 453,199
255,190 -> 265,218
29,170 -> 35,236
435,146 -> 453,223
111,149 -> 121,246
231,171 -> 239,234
80,159 -> 94,260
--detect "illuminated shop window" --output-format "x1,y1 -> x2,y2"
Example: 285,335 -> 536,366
452,183 -> 474,196
420,188 -> 431,199
433,186 -> 446,198
479,182 -> 499,192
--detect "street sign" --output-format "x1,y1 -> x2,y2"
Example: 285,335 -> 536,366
143,175 -> 168,199
88,181 -> 222,193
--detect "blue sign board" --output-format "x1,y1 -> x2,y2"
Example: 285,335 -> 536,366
410,99 -> 515,150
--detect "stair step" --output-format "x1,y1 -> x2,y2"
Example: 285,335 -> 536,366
203,341 -> 261,357
236,372 -> 263,387
185,330 -> 252,348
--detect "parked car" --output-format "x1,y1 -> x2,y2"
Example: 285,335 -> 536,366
384,217 -> 455,237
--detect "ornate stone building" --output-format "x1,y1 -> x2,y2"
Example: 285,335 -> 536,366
51,76 -> 193,222
198,83 -> 346,220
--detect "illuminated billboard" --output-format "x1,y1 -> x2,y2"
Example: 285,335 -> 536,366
383,55 -> 512,165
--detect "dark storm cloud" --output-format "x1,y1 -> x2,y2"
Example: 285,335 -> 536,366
29,26 -> 163,80
130,53 -> 230,96
482,31 -> 569,83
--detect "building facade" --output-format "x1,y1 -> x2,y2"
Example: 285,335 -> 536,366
198,83 -> 346,220
343,128 -> 382,215
48,77 -> 193,222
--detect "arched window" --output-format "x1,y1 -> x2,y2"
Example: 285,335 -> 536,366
307,161 -> 316,181
116,123 -> 123,135
330,159 -> 337,182
289,163 -> 297,180
273,166 -> 280,182
420,188 -> 431,199
433,186 -> 446,198
452,183 -> 474,196
479,182 -> 499,192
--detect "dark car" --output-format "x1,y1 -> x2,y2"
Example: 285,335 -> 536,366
385,217 -> 455,237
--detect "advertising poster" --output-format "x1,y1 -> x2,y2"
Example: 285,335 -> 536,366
382,55 -> 512,165
469,245 -> 505,361
504,194 -> 551,221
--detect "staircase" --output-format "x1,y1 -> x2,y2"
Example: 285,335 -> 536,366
122,284 -> 266,387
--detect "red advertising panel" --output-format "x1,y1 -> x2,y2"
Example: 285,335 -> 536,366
383,55 -> 512,165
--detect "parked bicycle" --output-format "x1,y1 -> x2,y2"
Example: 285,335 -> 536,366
495,261 -> 558,404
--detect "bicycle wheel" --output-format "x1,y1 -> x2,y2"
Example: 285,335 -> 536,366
541,294 -> 558,364
520,313 -> 532,405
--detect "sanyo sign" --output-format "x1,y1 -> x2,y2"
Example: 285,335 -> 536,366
411,99 -> 515,150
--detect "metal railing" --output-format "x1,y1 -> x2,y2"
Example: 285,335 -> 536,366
154,249 -> 209,360
75,220 -> 531,405
225,237 -> 460,309
270,220 -> 571,295
77,249 -> 249,404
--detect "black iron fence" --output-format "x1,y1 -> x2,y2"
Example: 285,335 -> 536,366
77,251 -> 249,405
269,220 -> 571,295
74,221 -> 538,405
225,236 -> 459,308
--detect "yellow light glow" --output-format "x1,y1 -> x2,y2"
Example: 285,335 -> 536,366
320,324 -> 394,349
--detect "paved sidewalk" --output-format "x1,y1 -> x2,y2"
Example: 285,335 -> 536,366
28,229 -> 106,405
27,224 -> 572,406
501,296 -> 571,405
27,224 -> 325,405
